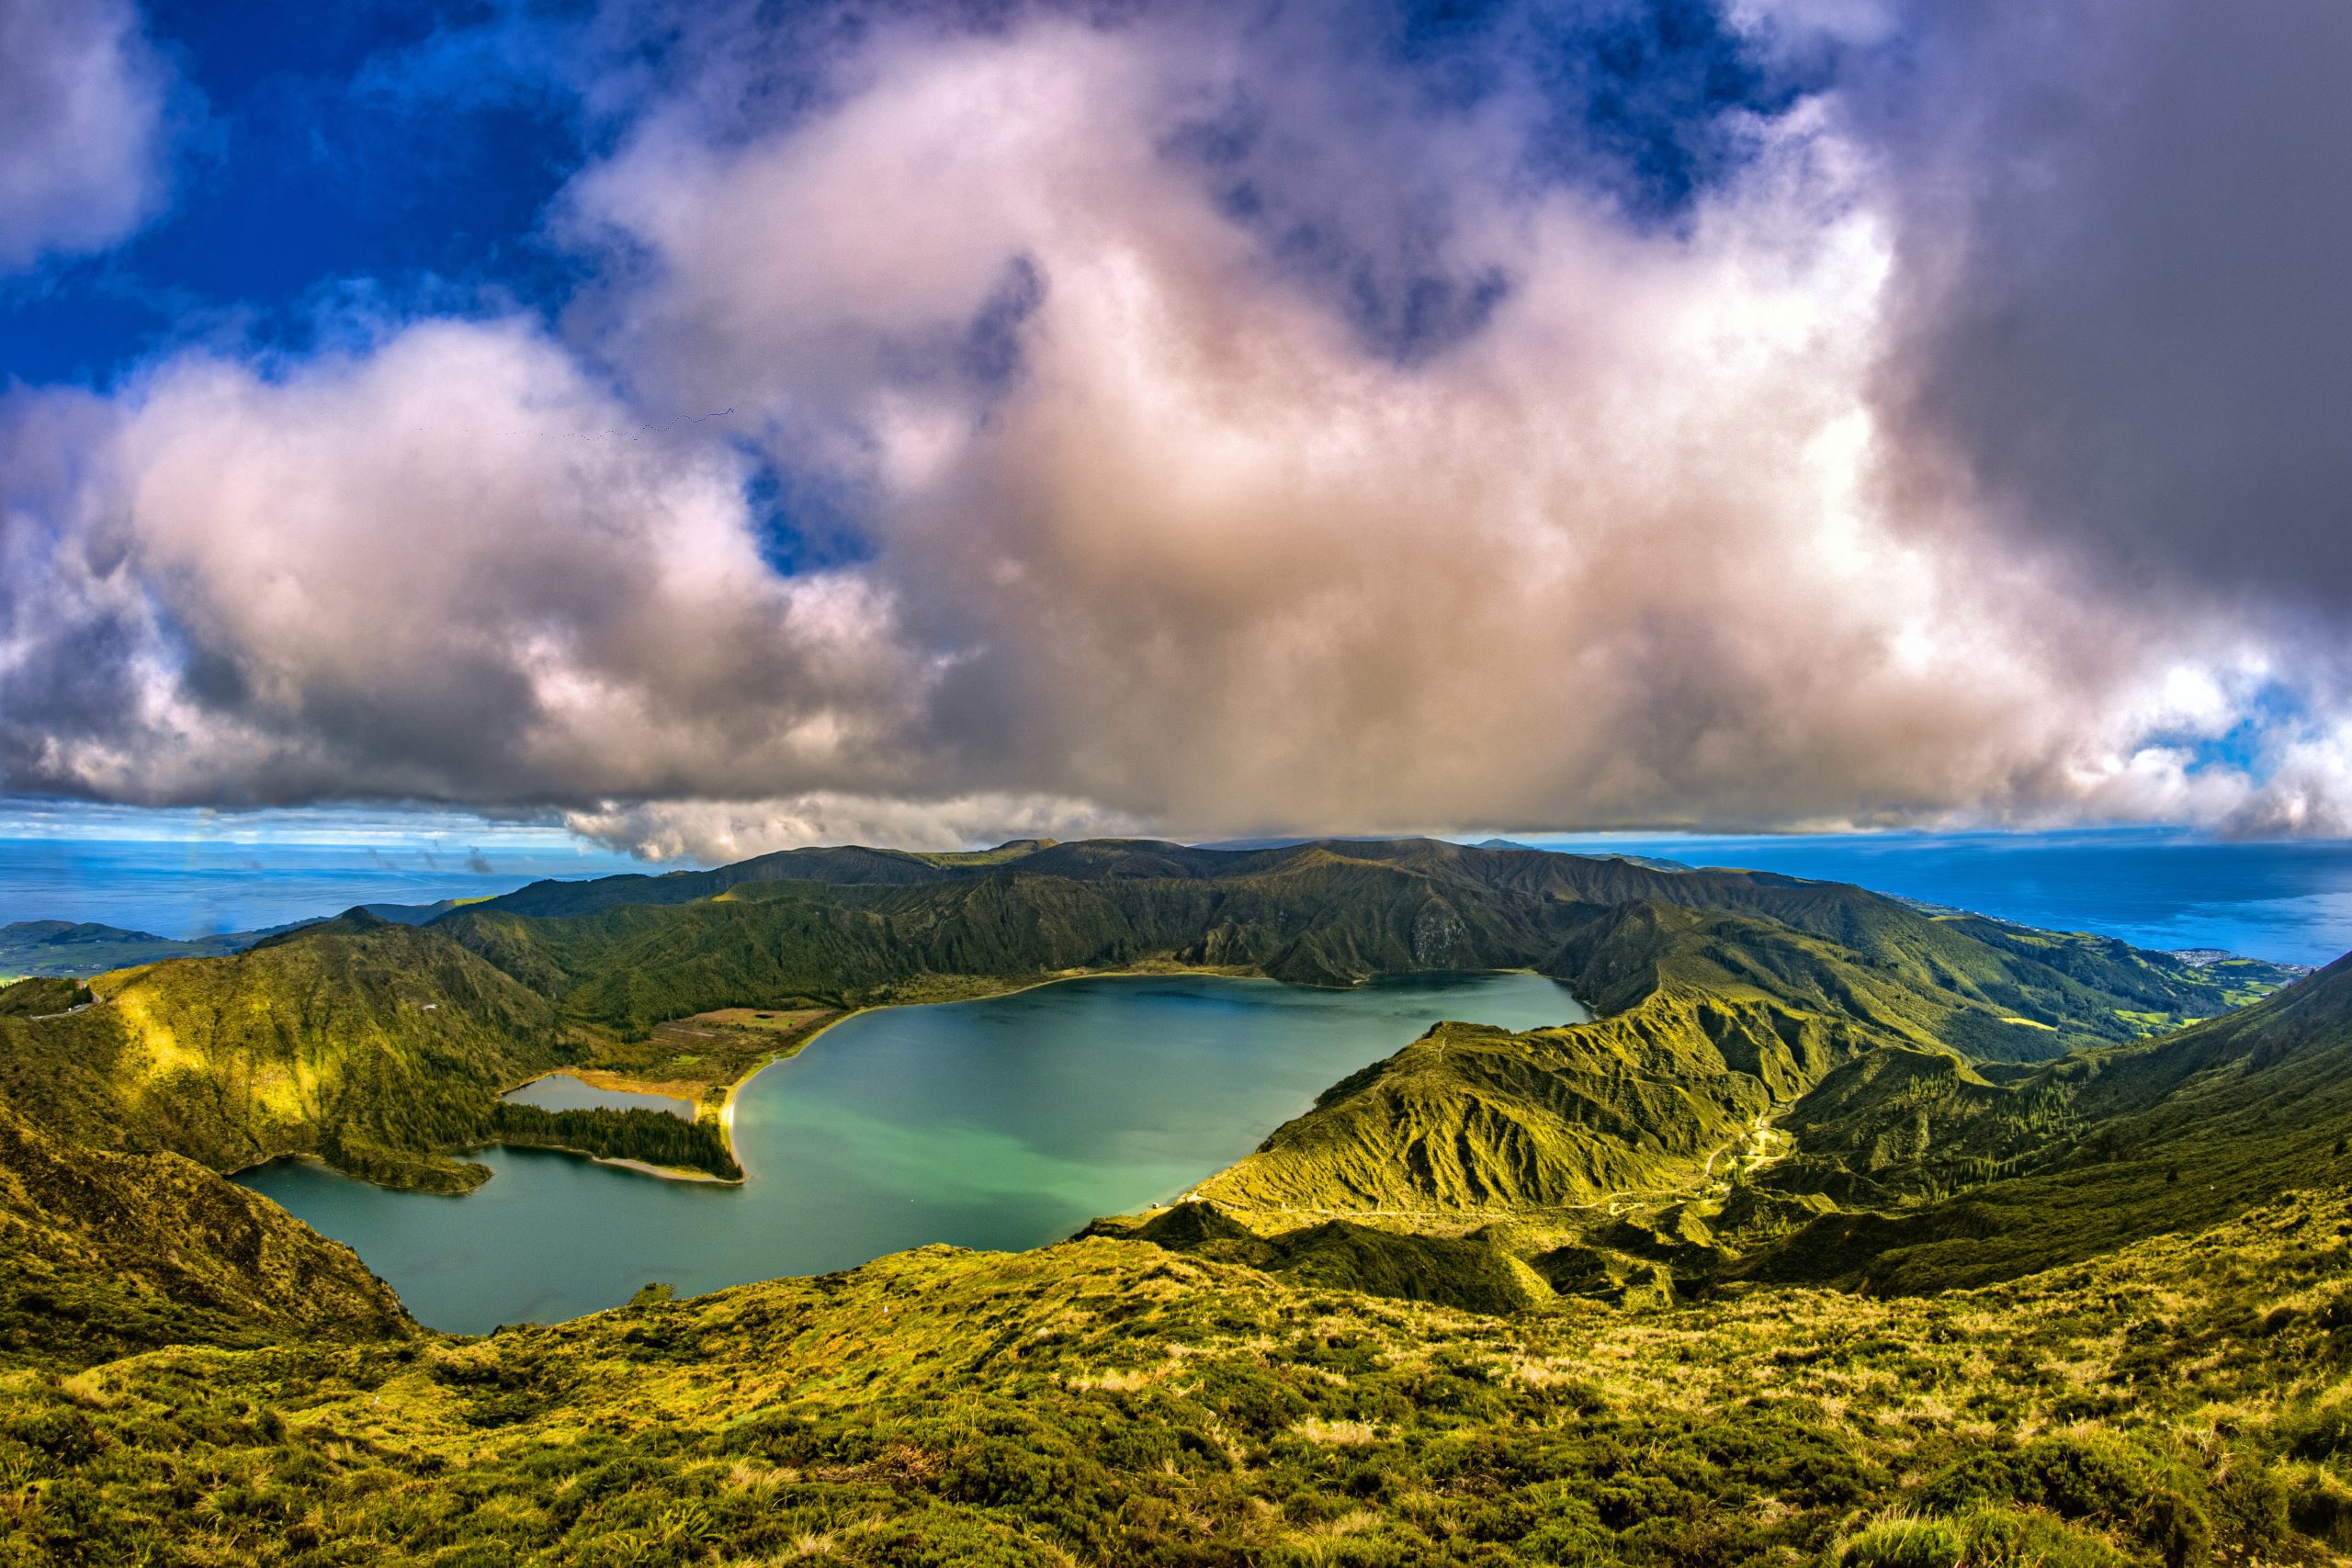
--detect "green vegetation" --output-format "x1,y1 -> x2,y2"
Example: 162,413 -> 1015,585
0,921 -> 267,979
1177,942 -> 2352,1308
1745,953 -> 2352,1292
0,912 -> 562,1192
0,837 -> 2344,1562
8,1190 -> 2352,1564
0,903 -> 469,979
488,1103 -> 742,1181
0,976 -> 91,1018
1,839 -> 2290,1197
582,1008 -> 845,1106
0,1101 -> 413,1372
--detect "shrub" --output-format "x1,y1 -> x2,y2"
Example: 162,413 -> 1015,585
1838,1512 -> 1965,1568
1921,1433 -> 2211,1566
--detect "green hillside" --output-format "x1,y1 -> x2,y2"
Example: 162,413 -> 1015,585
0,839 -> 2300,1201
0,920 -> 287,978
438,839 -> 2282,1044
1173,878 -> 2308,1239
0,836 -> 2346,1562
1169,918 -> 2352,1307
1744,953 -> 2352,1292
0,913 -> 563,1191
0,976 -> 91,1018
0,1100 -> 413,1371
1196,1000 -> 1798,1219
9,1187 -> 2352,1565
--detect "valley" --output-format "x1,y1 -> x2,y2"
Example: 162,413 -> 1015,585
243,970 -> 1584,1332
0,836 -> 2346,1565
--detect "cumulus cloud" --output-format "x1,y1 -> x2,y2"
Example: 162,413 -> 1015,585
0,0 -> 178,270
3,0 -> 2350,852
3,318 -> 930,807
564,792 -> 1146,863
566,8 -> 2328,840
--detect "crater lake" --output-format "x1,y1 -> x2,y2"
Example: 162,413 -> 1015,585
239,970 -> 1589,1331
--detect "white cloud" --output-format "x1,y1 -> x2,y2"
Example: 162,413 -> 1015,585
4,5 -> 2350,846
564,791 -> 1146,862
568,16 -> 2340,837
0,0 -> 178,270
3,317 -> 931,807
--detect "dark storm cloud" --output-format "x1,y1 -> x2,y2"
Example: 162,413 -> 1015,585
1858,0 -> 2352,616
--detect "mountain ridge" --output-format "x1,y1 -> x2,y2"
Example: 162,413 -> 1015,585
0,837 -> 2348,1562
0,839 -> 2301,1200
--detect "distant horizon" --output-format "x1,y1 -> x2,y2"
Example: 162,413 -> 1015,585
7,800 -> 2352,865
4,819 -> 2347,969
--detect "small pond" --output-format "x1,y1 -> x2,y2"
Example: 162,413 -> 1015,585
502,1074 -> 696,1122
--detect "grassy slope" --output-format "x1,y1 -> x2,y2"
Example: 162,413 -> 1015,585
1179,886 -> 2241,1230
0,914 -> 562,1191
0,976 -> 90,1018
0,838 -> 2294,1206
1179,936 -> 2352,1305
0,1100 -> 413,1371
0,838 -> 2345,1561
0,921 -> 266,979
439,840 -> 2281,1046
1747,954 -> 2352,1292
1198,1002 -> 1790,1219
9,1190 -> 2352,1565
466,841 -> 993,919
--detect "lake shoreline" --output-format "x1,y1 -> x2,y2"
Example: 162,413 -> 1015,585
708,964 -> 1273,1174
236,970 -> 1589,1333
711,964 -> 1588,1180
492,1143 -> 741,1186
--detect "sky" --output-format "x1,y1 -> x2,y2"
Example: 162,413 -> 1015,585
2,0 -> 2350,863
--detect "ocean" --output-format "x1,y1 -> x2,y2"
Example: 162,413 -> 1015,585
1520,828 -> 2352,969
1,827 -> 2346,969
0,837 -> 650,939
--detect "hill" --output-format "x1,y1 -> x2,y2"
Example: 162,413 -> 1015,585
0,1100 -> 413,1371
0,919 -> 270,977
0,839 -> 2299,1201
464,840 -> 1057,919
0,905 -> 471,979
0,913 -> 564,1190
1740,953 -> 2352,1292
9,1184 -> 2352,1564
1170,883 -> 2304,1230
1194,995 -> 1834,1219
0,836 -> 2346,1561
1167,933 -> 2352,1308
437,838 -> 2286,1045
0,976 -> 91,1018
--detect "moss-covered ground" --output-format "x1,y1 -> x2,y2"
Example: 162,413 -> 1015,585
10,1190 -> 2352,1565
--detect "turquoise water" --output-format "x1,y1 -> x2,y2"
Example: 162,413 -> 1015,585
503,1075 -> 695,1122
240,971 -> 1587,1332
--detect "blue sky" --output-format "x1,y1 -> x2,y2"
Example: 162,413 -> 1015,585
1,0 -> 2348,863
1,0 -> 586,384
4,0 -> 1822,388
